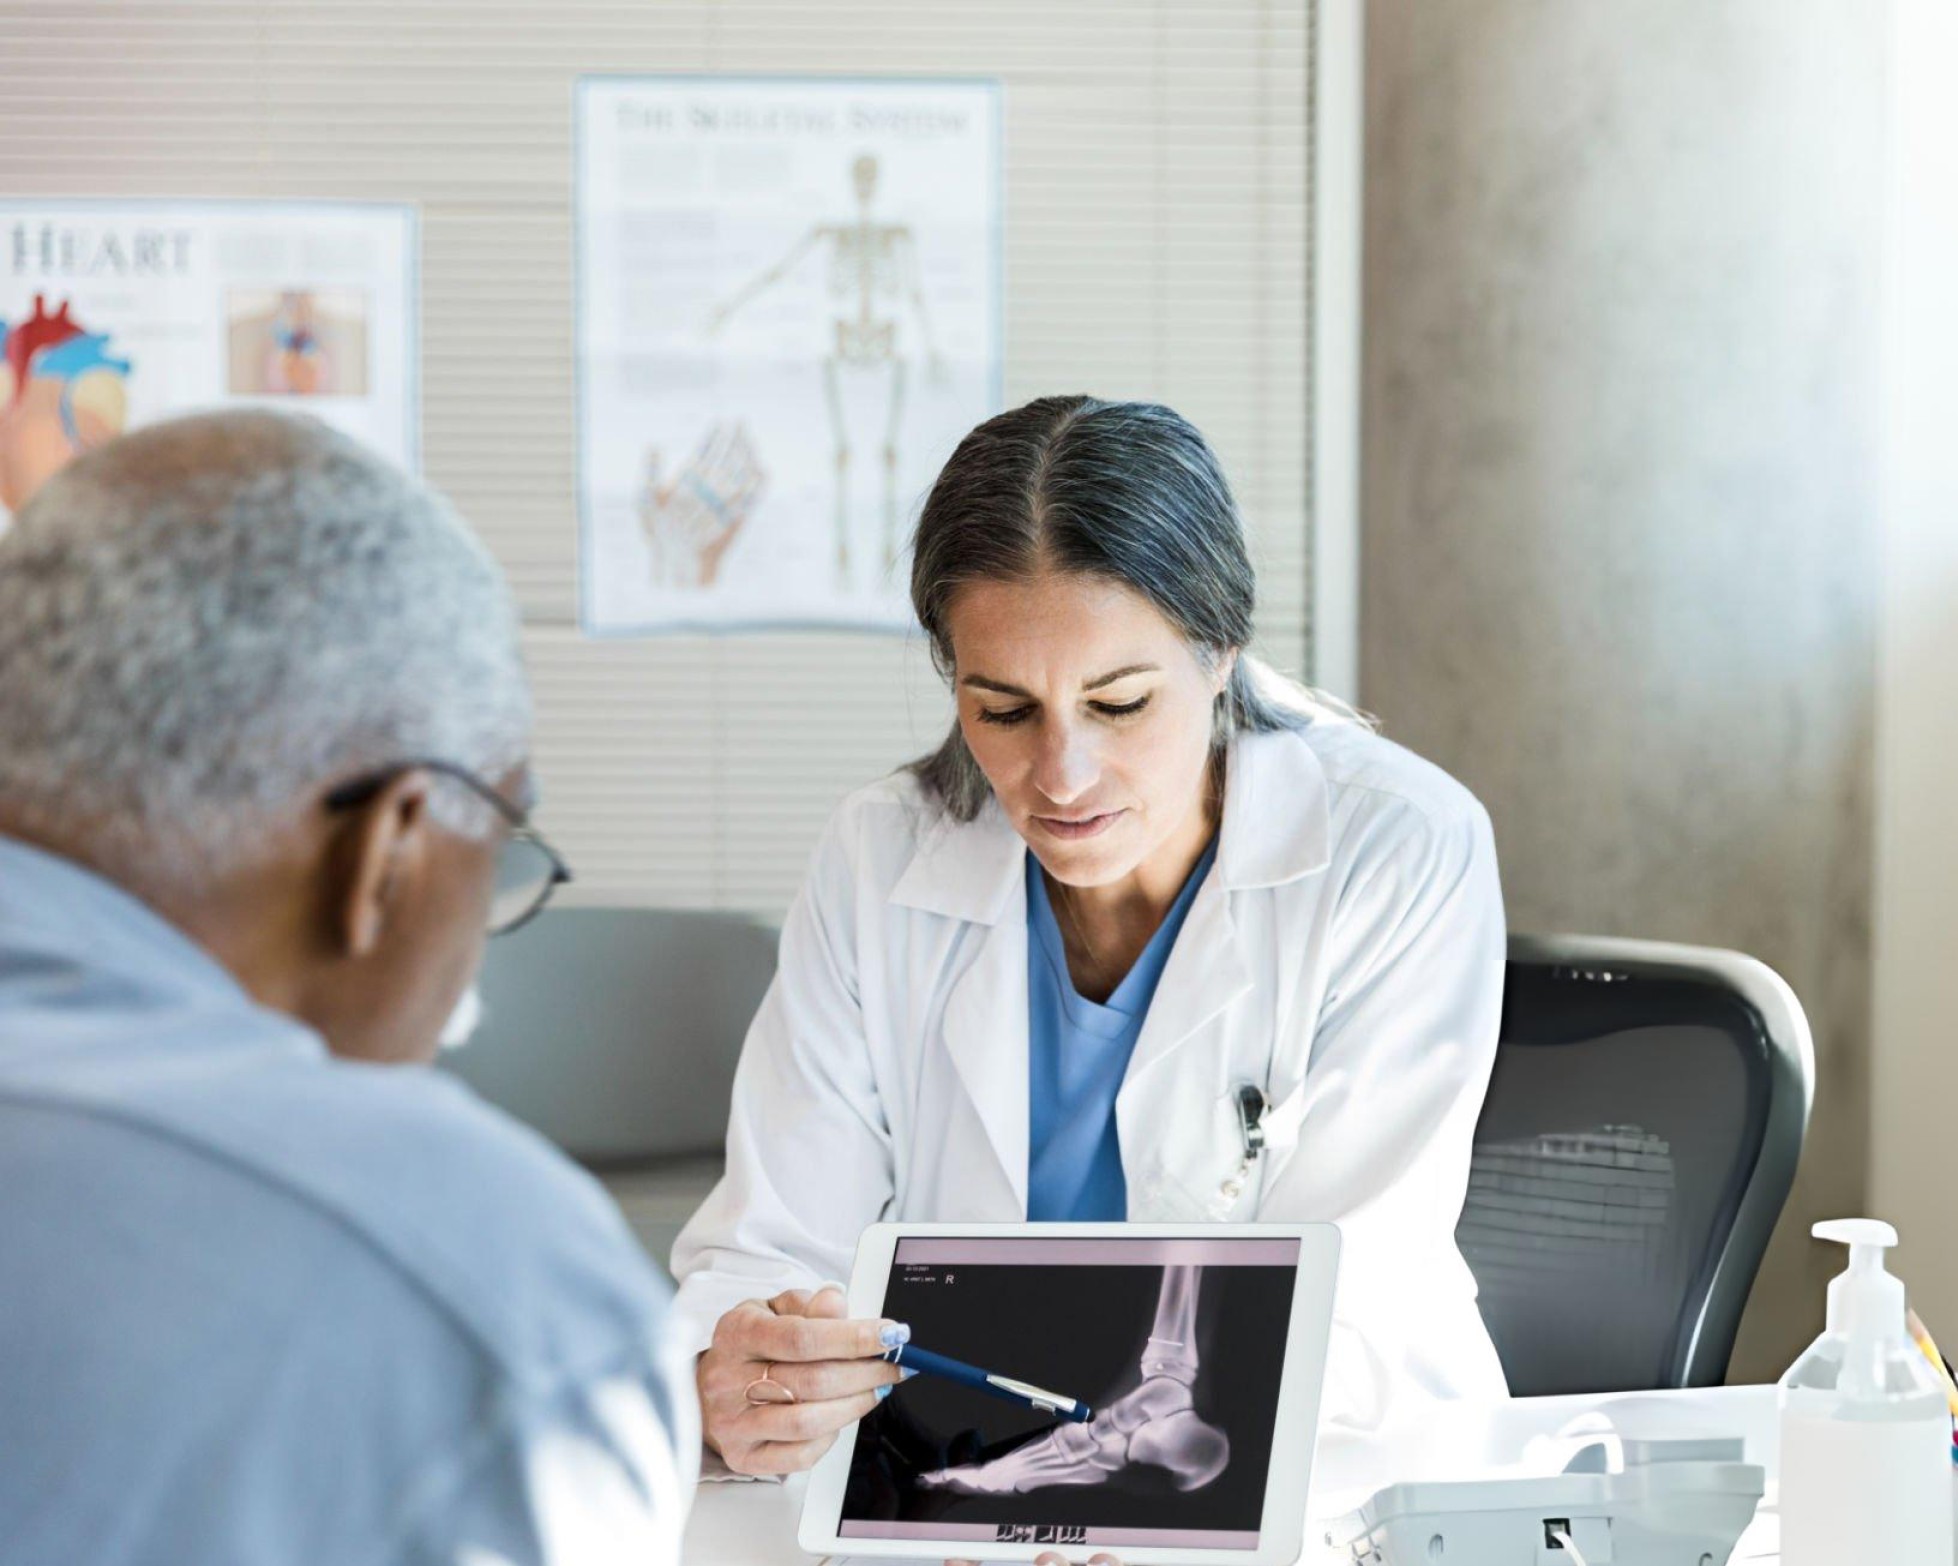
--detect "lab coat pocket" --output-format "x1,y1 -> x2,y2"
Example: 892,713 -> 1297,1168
1129,1088 -> 1257,1223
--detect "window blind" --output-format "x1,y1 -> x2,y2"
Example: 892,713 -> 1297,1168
0,0 -> 1322,912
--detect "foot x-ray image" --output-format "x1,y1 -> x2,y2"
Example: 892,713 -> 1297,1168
840,1240 -> 1297,1547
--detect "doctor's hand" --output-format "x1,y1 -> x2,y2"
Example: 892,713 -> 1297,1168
698,1285 -> 908,1476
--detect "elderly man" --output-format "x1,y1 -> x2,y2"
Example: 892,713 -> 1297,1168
0,412 -> 694,1564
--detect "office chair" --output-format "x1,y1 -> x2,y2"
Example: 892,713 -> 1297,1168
440,906 -> 778,1164
1457,934 -> 1814,1396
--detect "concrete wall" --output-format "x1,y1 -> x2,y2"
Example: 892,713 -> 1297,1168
1361,0 -> 1887,1380
1871,0 -> 1958,1330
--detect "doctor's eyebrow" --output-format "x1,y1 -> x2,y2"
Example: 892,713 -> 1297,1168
960,663 -> 1161,698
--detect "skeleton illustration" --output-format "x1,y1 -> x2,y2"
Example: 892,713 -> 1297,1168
917,1266 -> 1230,1495
706,153 -> 943,590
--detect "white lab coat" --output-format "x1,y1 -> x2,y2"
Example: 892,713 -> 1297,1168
671,721 -> 1509,1433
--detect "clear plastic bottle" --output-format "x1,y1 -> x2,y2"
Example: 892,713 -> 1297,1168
1778,1219 -> 1953,1565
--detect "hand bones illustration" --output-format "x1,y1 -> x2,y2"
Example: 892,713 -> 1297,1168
638,421 -> 766,589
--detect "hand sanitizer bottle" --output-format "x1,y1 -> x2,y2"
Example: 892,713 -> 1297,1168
1779,1219 -> 1953,1565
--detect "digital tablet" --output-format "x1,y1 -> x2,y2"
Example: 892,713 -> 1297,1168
799,1222 -> 1341,1565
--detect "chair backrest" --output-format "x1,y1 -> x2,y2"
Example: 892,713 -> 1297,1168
1456,934 -> 1813,1396
440,906 -> 779,1163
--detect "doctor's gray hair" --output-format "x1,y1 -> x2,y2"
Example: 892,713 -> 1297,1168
0,410 -> 530,886
908,395 -> 1360,822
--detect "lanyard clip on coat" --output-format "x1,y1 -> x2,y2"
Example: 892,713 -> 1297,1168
1235,1082 -> 1269,1163
1212,1083 -> 1271,1215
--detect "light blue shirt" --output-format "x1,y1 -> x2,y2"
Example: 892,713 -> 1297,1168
1026,837 -> 1218,1221
0,836 -> 694,1566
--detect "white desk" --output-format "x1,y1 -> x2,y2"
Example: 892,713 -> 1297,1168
684,1385 -> 1797,1565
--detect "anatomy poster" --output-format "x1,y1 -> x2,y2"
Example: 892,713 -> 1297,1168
0,200 -> 416,533
576,76 -> 1002,634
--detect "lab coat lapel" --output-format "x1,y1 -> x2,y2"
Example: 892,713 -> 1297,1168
1121,726 -> 1328,1082
938,894 -> 1031,1216
893,798 -> 1032,1217
1116,870 -> 1253,1222
1118,731 -> 1326,1216
1121,869 -> 1252,1089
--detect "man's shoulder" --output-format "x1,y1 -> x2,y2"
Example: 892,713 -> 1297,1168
19,1023 -> 670,1386
236,1057 -> 671,1378
0,1037 -> 692,1566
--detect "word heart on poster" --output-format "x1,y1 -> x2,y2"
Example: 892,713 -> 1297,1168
0,199 -> 417,534
577,76 -> 1002,635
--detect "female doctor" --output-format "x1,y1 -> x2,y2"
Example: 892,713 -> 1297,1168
672,396 -> 1509,1478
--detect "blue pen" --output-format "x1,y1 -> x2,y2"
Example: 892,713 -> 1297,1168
883,1342 -> 1095,1423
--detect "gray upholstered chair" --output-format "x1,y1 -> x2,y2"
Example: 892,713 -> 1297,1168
440,907 -> 779,1262
1457,934 -> 1814,1395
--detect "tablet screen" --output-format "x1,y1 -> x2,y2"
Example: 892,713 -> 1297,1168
838,1235 -> 1301,1552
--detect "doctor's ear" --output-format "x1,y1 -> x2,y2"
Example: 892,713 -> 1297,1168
1212,647 -> 1240,696
329,772 -> 435,959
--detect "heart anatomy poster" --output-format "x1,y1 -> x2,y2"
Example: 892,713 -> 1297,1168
576,76 -> 1002,634
0,200 -> 416,534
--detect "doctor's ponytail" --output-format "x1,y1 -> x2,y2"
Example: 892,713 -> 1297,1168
906,395 -> 1366,823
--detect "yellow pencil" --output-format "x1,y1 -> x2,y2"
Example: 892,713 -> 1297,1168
1906,1308 -> 1958,1421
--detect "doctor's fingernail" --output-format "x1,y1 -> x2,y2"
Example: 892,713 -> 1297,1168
875,1384 -> 893,1402
900,1367 -> 918,1380
879,1321 -> 911,1348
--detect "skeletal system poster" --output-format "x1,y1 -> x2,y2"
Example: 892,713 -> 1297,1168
0,201 -> 416,533
576,76 -> 1002,634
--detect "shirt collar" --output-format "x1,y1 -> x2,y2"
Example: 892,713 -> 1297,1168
0,834 -> 250,1009
889,726 -> 1333,926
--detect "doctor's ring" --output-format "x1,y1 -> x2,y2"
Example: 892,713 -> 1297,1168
743,1365 -> 799,1406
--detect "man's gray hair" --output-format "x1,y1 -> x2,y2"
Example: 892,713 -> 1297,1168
0,410 -> 531,882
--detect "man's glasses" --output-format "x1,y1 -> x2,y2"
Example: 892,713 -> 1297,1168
322,759 -> 572,937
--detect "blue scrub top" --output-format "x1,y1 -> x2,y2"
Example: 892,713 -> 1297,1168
1025,836 -> 1219,1221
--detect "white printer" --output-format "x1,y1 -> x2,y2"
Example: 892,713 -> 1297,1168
1328,1436 -> 1765,1566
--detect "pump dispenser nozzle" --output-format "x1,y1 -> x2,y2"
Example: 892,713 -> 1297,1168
1812,1218 -> 1906,1342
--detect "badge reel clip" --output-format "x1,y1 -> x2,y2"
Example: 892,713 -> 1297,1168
1217,1082 -> 1269,1208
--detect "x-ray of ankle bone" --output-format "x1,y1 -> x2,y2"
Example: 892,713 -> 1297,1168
840,1256 -> 1294,1536
917,1265 -> 1231,1495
